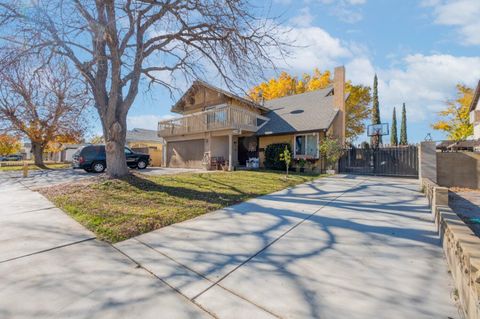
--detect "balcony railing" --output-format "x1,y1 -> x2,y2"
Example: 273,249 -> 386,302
158,105 -> 267,137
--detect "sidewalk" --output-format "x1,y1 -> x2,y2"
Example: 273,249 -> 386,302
0,175 -> 211,319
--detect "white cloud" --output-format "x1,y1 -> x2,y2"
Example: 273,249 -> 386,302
289,7 -> 315,27
345,57 -> 375,85
423,0 -> 480,45
277,26 -> 351,72
376,54 -> 480,123
317,0 -> 366,23
127,114 -> 175,131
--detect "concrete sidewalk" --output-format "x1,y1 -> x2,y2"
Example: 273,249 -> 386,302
116,175 -> 459,319
0,174 -> 211,319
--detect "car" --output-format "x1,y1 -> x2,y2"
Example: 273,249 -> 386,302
72,145 -> 150,173
6,154 -> 23,161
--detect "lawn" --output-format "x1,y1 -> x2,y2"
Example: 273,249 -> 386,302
40,170 -> 322,243
0,163 -> 70,171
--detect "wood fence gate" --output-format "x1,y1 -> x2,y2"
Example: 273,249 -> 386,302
338,146 -> 418,178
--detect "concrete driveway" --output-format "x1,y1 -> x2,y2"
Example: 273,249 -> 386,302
116,175 -> 459,319
0,173 -> 459,318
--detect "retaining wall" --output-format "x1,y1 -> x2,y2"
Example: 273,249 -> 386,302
422,178 -> 480,319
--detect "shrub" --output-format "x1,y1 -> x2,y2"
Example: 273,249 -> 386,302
279,146 -> 292,176
319,135 -> 344,170
264,143 -> 292,170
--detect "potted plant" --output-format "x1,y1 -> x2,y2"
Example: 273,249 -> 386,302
319,135 -> 344,174
298,158 -> 306,173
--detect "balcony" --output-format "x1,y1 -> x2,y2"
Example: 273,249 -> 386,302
158,105 -> 268,137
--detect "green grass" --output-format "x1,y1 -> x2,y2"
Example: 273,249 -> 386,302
40,170 -> 322,243
0,163 -> 70,171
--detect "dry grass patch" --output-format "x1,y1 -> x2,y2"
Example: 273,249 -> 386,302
40,170 -> 321,243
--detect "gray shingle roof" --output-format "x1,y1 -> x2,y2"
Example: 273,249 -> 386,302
256,87 -> 339,136
126,128 -> 164,143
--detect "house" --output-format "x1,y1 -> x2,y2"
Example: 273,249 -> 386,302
60,144 -> 85,162
470,80 -> 480,140
126,128 -> 164,166
158,66 -> 347,171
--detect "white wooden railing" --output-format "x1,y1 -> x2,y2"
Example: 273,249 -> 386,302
158,105 -> 267,137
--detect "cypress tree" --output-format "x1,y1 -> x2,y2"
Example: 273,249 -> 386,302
390,107 -> 398,146
400,103 -> 408,145
371,74 -> 382,147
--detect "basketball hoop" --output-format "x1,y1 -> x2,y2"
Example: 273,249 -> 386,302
367,123 -> 389,150
367,123 -> 389,137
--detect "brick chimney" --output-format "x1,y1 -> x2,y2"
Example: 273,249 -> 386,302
332,66 -> 346,145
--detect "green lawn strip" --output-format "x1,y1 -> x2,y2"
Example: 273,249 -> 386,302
41,170 -> 321,243
0,163 -> 70,171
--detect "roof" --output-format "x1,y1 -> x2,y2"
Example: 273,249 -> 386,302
172,80 -> 269,113
256,87 -> 339,136
126,128 -> 163,143
470,80 -> 480,112
436,139 -> 480,150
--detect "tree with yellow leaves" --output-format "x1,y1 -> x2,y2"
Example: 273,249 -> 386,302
0,134 -> 21,156
249,69 -> 371,144
432,84 -> 473,141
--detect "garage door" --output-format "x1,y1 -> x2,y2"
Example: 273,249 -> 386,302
167,139 -> 205,168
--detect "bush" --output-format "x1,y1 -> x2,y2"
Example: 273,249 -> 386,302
319,135 -> 344,170
264,143 -> 292,170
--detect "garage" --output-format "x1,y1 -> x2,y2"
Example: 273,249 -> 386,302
166,139 -> 205,168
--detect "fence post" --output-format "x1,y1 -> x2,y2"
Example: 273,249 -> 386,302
419,141 -> 437,183
22,161 -> 28,178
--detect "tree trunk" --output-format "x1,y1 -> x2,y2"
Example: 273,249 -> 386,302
104,118 -> 129,178
31,142 -> 45,167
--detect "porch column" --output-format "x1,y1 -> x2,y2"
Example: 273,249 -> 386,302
228,134 -> 233,171
162,142 -> 167,167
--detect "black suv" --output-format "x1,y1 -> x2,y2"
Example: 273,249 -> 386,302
72,145 -> 150,173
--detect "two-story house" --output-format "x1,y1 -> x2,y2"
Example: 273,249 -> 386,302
470,80 -> 480,140
158,66 -> 347,171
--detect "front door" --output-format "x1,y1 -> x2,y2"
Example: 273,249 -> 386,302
238,136 -> 258,166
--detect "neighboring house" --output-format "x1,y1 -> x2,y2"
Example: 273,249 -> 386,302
20,142 -> 32,160
61,144 -> 85,162
158,66 -> 347,171
470,80 -> 480,140
126,128 -> 164,166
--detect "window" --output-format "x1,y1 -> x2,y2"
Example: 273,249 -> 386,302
124,147 -> 133,155
294,133 -> 318,158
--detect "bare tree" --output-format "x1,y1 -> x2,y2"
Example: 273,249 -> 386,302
0,55 -> 89,166
0,0 -> 287,177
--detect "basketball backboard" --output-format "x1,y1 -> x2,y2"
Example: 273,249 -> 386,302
367,123 -> 389,137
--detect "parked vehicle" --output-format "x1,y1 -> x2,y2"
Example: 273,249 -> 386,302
6,154 -> 22,161
0,156 -> 6,161
72,145 -> 150,173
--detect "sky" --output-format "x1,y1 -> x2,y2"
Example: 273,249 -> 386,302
122,0 -> 480,144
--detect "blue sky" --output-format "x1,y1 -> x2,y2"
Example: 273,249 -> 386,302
122,0 -> 480,143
